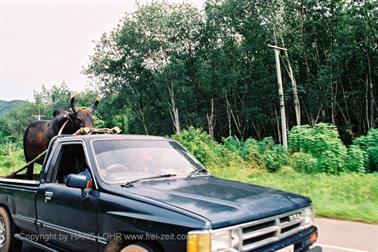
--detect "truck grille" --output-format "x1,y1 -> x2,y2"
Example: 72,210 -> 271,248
240,209 -> 305,251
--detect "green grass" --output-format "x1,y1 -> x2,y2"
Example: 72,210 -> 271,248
0,143 -> 42,176
210,167 -> 378,223
0,143 -> 25,175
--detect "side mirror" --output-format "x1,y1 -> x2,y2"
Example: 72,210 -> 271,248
66,174 -> 87,189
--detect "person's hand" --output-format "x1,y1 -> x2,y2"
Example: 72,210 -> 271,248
86,179 -> 94,189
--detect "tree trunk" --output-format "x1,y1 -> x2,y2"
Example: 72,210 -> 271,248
167,79 -> 180,134
366,51 -> 375,129
135,107 -> 149,135
365,74 -> 370,130
226,94 -> 243,139
169,97 -> 180,134
280,35 -> 301,125
300,0 -> 311,85
174,106 -> 180,134
207,98 -> 215,140
225,93 -> 232,137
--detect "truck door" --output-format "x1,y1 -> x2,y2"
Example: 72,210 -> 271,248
36,142 -> 99,252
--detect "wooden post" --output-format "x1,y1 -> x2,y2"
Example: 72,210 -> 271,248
268,44 -> 288,150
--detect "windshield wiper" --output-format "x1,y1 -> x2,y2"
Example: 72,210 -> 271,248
186,167 -> 208,178
120,173 -> 177,187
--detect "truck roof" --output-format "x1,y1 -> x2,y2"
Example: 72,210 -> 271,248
56,134 -> 169,142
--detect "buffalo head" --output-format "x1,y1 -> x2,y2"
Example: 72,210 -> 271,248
68,93 -> 100,129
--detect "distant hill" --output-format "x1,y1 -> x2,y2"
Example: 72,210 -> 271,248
0,100 -> 25,117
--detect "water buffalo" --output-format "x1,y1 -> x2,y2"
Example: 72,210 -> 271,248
23,94 -> 100,178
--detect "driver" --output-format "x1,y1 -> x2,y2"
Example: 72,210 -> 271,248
79,160 -> 94,189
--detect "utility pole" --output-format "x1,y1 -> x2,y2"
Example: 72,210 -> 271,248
268,44 -> 288,150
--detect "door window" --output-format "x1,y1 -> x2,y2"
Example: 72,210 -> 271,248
50,143 -> 91,184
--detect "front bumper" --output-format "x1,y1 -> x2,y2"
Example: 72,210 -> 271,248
249,226 -> 319,252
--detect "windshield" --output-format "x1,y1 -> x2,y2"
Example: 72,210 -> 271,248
92,139 -> 205,183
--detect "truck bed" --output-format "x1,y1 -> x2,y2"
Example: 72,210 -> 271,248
0,177 -> 39,236
0,177 -> 40,186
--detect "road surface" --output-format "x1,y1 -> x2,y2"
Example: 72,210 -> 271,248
22,218 -> 378,251
314,218 -> 378,252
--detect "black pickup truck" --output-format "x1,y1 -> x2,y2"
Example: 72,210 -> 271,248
0,134 -> 320,252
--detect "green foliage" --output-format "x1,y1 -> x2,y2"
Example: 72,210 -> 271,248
346,145 -> 367,173
34,83 -> 99,119
84,0 -> 378,140
85,2 -> 204,136
253,138 -> 287,172
289,123 -> 348,174
289,152 -> 318,173
223,137 -> 255,159
0,101 -> 40,141
33,83 -> 71,118
172,127 -> 230,166
178,125 -> 372,175
223,136 -> 287,172
353,129 -> 378,172
0,142 -> 25,175
172,127 -> 263,178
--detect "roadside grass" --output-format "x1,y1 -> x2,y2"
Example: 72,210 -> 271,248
0,143 -> 42,176
0,143 -> 25,175
210,167 -> 378,224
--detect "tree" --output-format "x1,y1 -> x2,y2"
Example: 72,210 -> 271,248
84,0 -> 377,141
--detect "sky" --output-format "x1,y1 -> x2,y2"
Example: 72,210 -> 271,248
0,0 -> 205,101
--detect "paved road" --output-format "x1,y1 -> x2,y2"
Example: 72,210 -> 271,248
22,218 -> 378,252
313,218 -> 378,252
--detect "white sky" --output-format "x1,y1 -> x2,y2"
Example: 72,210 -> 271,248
0,0 -> 205,101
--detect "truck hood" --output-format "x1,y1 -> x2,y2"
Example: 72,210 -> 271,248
112,176 -> 311,229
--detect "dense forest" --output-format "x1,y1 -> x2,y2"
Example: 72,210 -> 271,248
84,0 -> 377,143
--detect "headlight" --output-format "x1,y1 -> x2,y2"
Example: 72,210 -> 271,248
187,229 -> 240,252
302,206 -> 314,228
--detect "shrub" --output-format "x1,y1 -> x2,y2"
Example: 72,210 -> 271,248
223,136 -> 258,159
346,145 -> 367,173
224,136 -> 287,172
353,129 -> 378,172
223,136 -> 244,157
172,127 -> 224,166
289,123 -> 347,174
172,128 -> 262,177
258,137 -> 287,172
171,127 -> 244,166
289,152 -> 318,173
